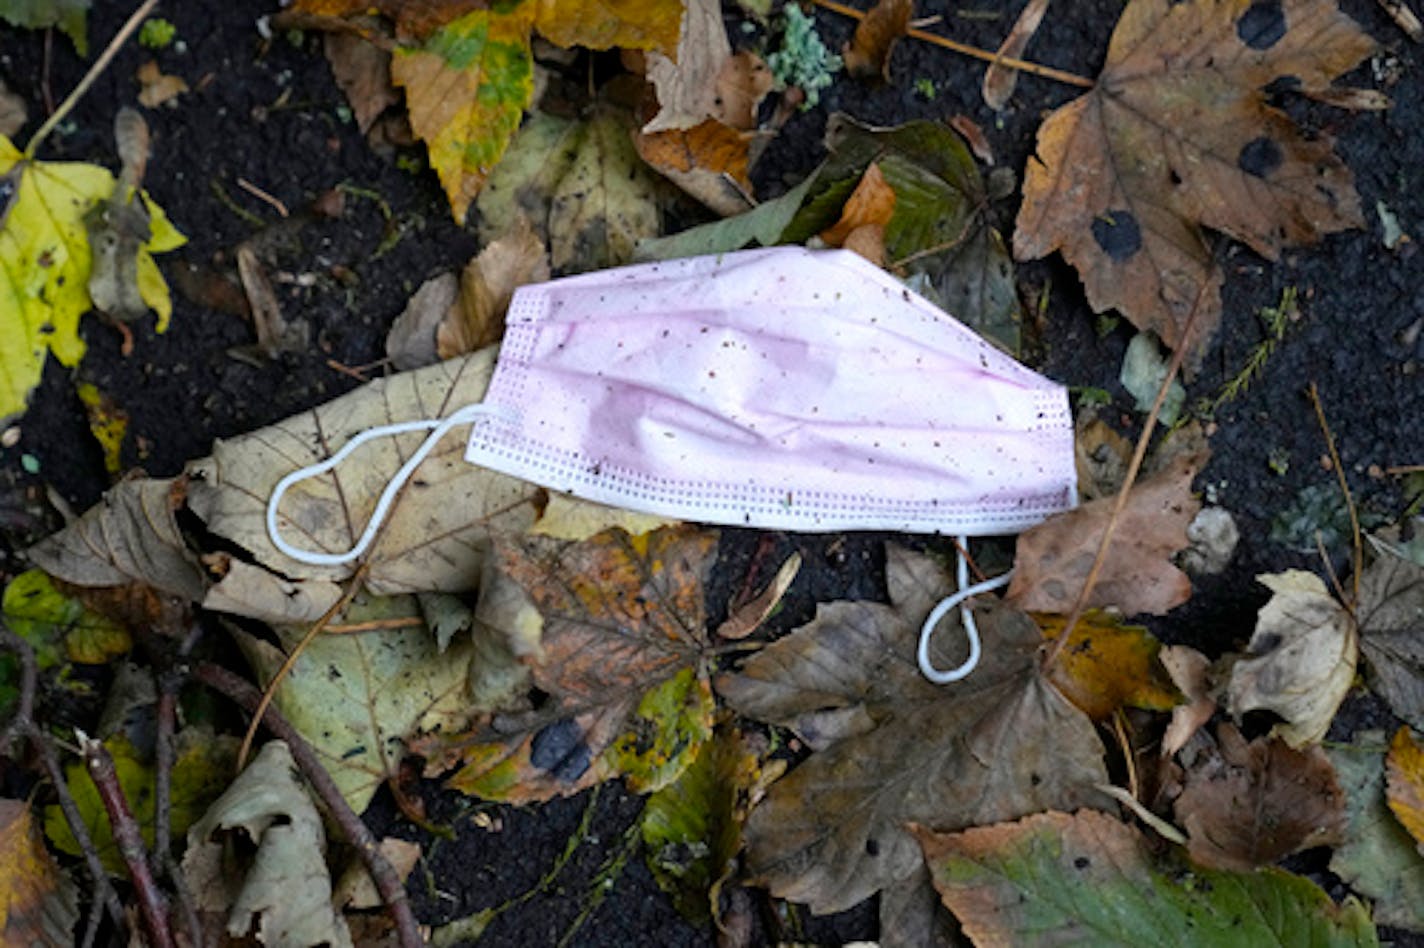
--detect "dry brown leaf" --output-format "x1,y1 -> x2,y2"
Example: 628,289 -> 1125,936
1173,723 -> 1346,870
983,0 -> 1050,110
1227,570 -> 1356,747
643,0 -> 732,133
323,29 -> 398,133
1014,0 -> 1372,366
135,60 -> 188,109
819,161 -> 896,252
438,219 -> 549,359
1386,726 -> 1424,850
200,554 -> 342,624
1160,643 -> 1215,756
385,272 -> 458,370
1033,610 -> 1180,720
1006,450 -> 1205,615
843,0 -> 912,80
1378,0 -> 1424,40
712,51 -> 774,130
1358,548 -> 1424,730
716,552 -> 801,641
717,546 -> 1107,914
1074,412 -> 1132,500
948,114 -> 994,166
635,119 -> 754,217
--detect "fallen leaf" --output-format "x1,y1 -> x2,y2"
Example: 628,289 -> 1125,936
1173,723 -> 1346,871
74,381 -> 128,476
421,527 -> 718,803
948,114 -> 993,165
1378,0 -> 1424,40
1358,546 -> 1424,729
1386,725 -> 1424,850
333,837 -> 422,910
717,546 -> 1108,914
633,164 -> 820,260
1,568 -> 130,665
1034,609 -> 1180,720
1014,0 -> 1373,365
438,218 -> 550,358
0,0 -> 87,54
915,809 -> 1376,944
642,0 -> 732,133
201,555 -> 343,624
183,741 -> 353,948
135,60 -> 188,108
323,29 -> 398,133
818,161 -> 896,256
842,0 -> 911,80
0,799 -> 77,946
530,0 -> 682,52
879,864 -> 958,948
385,271 -> 458,370
982,0 -> 1050,110
550,106 -> 662,272
1074,411 -> 1132,500
1007,450 -> 1205,615
634,119 -> 754,217
716,551 -> 801,641
238,593 -> 476,813
711,51 -> 775,130
1160,643 -> 1215,756
476,111 -> 583,247
1226,570 -> 1356,747
1328,734 -> 1424,932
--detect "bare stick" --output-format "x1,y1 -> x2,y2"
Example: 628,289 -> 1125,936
194,662 -> 423,948
812,0 -> 1094,88
25,0 -> 162,157
1308,382 -> 1363,605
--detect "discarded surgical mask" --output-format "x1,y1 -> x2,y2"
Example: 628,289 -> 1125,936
267,247 -> 1077,683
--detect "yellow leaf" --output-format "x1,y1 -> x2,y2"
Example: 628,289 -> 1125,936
1387,726 -> 1424,851
532,0 -> 683,54
74,382 -> 128,476
1036,610 -> 1181,720
0,799 -> 76,943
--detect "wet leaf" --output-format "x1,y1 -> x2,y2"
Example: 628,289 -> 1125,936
1173,723 -> 1345,871
74,381 -> 128,476
1386,726 -> 1424,850
1328,734 -> 1424,932
422,526 -> 718,803
1015,0 -> 1372,365
0,799 -> 77,946
1226,570 -> 1356,747
915,809 -> 1377,945
1357,547 -> 1424,729
717,546 -> 1107,914
0,135 -> 184,422
183,741 -> 352,948
842,0 -> 911,80
1034,610 -> 1180,720
45,730 -> 235,876
239,593 -> 476,813
983,0 -> 1050,109
1,568 -> 130,666
1007,450 -> 1205,616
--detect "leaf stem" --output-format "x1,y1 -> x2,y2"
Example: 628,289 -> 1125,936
812,0 -> 1094,89
1308,382 -> 1362,606
24,0 -> 161,158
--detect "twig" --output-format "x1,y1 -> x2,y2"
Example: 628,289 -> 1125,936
325,616 -> 426,634
1308,383 -> 1362,606
24,0 -> 162,157
1386,464 -> 1424,475
194,662 -> 423,948
237,177 -> 290,217
80,731 -> 175,948
812,0 -> 1094,88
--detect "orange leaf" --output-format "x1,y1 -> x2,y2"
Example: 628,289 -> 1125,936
1386,726 -> 1424,850
635,119 -> 754,216
819,162 -> 897,249
843,0 -> 912,80
1034,610 -> 1180,720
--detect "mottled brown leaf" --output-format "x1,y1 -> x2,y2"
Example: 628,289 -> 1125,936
1358,548 -> 1424,730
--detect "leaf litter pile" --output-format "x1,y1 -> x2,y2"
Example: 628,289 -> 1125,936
0,0 -> 1422,944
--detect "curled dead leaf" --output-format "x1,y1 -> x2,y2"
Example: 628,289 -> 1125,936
983,0 -> 1050,110
842,0 -> 911,80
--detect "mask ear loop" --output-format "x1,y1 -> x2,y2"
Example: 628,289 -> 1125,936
265,402 -> 509,566
917,535 -> 1013,684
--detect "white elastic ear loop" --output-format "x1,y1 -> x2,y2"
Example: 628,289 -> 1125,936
265,402 -> 506,566
917,536 -> 1013,684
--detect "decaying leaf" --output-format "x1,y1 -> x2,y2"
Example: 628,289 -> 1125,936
1358,546 -> 1424,729
438,218 -> 550,359
634,119 -> 754,217
916,809 -> 1376,944
717,546 -> 1107,914
818,161 -> 896,265
1386,725 -> 1424,850
1007,450 -> 1205,616
983,0 -> 1050,109
201,555 -> 342,624
550,106 -> 661,272
476,111 -> 583,247
1074,411 -> 1132,500
1014,0 -> 1373,365
420,526 -> 719,803
1226,570 -> 1356,747
633,162 -> 821,260
323,29 -> 399,133
1329,734 -> 1424,932
385,272 -> 459,371
642,0 -> 732,133
1173,723 -> 1346,871
0,799 -> 77,946
1034,610 -> 1180,720
1160,643 -> 1216,756
842,0 -> 911,80
1,568 -> 130,666
183,741 -> 353,948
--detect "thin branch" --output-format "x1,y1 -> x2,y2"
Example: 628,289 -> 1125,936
194,662 -> 423,948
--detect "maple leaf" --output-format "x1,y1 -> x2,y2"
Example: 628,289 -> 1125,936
1014,0 -> 1373,364
716,546 -> 1107,914
420,526 -> 719,803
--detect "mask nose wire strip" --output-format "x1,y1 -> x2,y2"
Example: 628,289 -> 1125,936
917,535 -> 1013,684
266,402 -> 508,567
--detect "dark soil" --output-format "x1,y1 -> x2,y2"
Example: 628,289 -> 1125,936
1,0 -> 1421,944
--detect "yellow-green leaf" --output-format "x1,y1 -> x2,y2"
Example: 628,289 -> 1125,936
74,382 -> 128,477
531,0 -> 683,54
1035,610 -> 1181,720
2,568 -> 130,666
392,9 -> 536,224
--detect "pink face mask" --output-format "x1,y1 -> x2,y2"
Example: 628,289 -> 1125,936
266,248 -> 1077,682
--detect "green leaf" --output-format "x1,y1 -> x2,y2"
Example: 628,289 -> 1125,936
607,666 -> 714,793
916,809 -> 1378,947
634,167 -> 821,261
0,0 -> 88,54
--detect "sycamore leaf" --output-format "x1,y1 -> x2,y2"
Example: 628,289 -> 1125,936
1173,723 -> 1346,871
1328,734 -> 1424,932
1008,450 -> 1205,615
1386,726 -> 1424,851
1,569 -> 130,666
238,592 -> 475,814
1034,610 -> 1180,720
1015,0 -> 1372,365
1358,547 -> 1424,730
420,526 -> 718,803
842,0 -> 911,80
0,136 -> 184,422
183,741 -> 352,948
0,799 -> 77,946
716,546 -> 1108,914
1226,570 -> 1356,747
915,809 -> 1377,946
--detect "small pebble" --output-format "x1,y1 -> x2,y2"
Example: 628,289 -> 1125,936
1,426 -> 18,448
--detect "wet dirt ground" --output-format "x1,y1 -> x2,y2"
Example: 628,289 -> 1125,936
1,0 -> 1421,943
